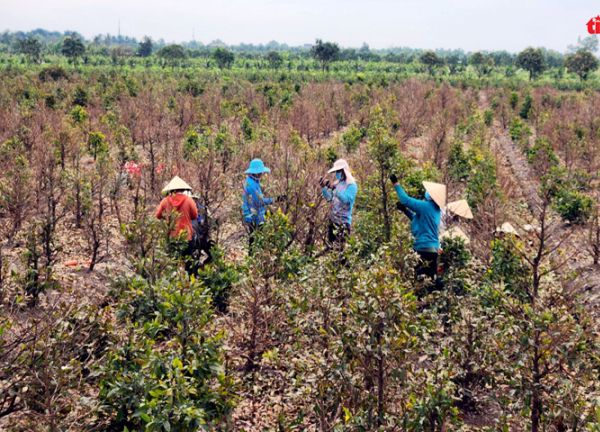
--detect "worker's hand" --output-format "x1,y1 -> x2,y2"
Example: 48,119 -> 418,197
389,173 -> 398,184
396,201 -> 404,211
319,177 -> 331,188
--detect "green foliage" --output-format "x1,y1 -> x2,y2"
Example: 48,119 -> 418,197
508,116 -> 531,146
157,44 -> 187,63
420,50 -> 445,75
241,116 -> 254,141
311,39 -> 340,71
197,246 -> 242,313
100,271 -> 233,431
516,47 -> 546,79
38,65 -> 68,81
553,188 -> 593,224
16,37 -> 42,63
68,105 -> 88,124
447,141 -> 470,181
265,51 -> 283,69
249,209 -> 306,280
526,137 -> 558,167
61,36 -> 85,61
519,94 -> 533,119
488,237 -> 530,301
483,108 -> 493,126
465,149 -> 498,209
212,48 -> 234,69
138,36 -> 153,57
72,86 -> 88,107
182,127 -> 205,161
509,92 -> 519,110
341,123 -> 365,154
88,131 -> 109,160
565,49 -> 599,80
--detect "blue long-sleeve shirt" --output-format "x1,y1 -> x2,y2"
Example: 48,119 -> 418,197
322,181 -> 358,225
242,175 -> 273,225
394,184 -> 441,252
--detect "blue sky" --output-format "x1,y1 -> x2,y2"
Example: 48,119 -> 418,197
0,0 -> 596,52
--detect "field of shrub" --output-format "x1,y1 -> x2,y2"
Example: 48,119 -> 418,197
0,57 -> 599,431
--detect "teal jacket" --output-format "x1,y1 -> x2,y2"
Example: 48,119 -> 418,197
242,175 -> 273,225
322,181 -> 358,225
394,184 -> 441,252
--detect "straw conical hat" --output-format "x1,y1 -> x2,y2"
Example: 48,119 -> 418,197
423,181 -> 446,208
497,222 -> 519,236
162,176 -> 192,194
440,226 -> 470,244
446,199 -> 473,219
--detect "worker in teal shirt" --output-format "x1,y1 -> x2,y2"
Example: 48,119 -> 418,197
320,159 -> 358,250
389,174 -> 446,282
242,158 -> 284,250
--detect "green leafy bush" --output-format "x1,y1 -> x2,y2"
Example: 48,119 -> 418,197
341,123 -> 365,153
100,271 -> 234,431
552,188 -> 593,224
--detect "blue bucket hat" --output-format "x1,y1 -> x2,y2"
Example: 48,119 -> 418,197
245,158 -> 271,174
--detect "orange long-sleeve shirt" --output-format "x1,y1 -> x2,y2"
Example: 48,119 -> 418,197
155,193 -> 198,241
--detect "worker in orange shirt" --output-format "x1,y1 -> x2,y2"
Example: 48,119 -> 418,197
156,176 -> 198,271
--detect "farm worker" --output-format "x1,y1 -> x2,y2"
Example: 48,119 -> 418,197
438,198 -> 473,241
156,176 -> 199,268
242,159 -> 284,248
190,194 -> 214,266
319,159 -> 358,250
389,175 -> 445,282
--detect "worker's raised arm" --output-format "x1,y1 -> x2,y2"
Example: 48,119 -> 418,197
393,183 -> 430,213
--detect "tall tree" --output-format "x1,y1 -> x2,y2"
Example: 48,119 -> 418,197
419,50 -> 444,76
565,49 -> 599,80
311,39 -> 340,72
469,51 -> 494,76
516,47 -> 546,80
61,36 -> 85,63
138,36 -> 153,57
265,51 -> 282,69
16,37 -> 42,63
157,44 -> 186,66
213,48 -> 235,69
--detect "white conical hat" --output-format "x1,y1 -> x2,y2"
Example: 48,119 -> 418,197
162,176 -> 192,194
497,222 -> 519,236
440,226 -> 470,244
446,199 -> 473,219
423,181 -> 446,208
327,159 -> 356,184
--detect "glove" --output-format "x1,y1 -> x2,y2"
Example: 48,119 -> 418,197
396,201 -> 405,211
319,177 -> 331,189
389,173 -> 398,184
276,194 -> 287,203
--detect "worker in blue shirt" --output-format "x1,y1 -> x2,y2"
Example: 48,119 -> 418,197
320,159 -> 358,251
242,158 -> 284,249
390,174 -> 446,283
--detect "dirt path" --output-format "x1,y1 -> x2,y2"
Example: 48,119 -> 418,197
478,91 -> 600,316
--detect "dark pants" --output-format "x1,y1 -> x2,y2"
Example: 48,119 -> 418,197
191,221 -> 213,266
327,221 -> 350,251
244,221 -> 260,254
415,250 -> 444,295
416,250 -> 438,279
167,238 -> 197,274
